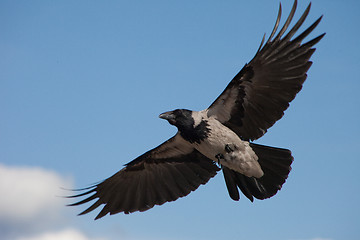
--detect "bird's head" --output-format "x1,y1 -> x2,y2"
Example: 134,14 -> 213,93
159,109 -> 193,128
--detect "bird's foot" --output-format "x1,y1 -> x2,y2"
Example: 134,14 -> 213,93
215,153 -> 224,168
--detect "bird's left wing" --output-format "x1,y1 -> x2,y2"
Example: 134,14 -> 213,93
207,0 -> 325,141
67,133 -> 220,219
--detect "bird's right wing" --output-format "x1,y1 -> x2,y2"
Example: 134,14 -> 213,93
67,133 -> 220,219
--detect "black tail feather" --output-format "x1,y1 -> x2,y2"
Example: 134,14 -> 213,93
222,143 -> 293,201
222,166 -> 241,201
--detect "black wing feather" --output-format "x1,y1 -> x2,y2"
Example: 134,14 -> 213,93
67,134 -> 220,219
207,0 -> 325,141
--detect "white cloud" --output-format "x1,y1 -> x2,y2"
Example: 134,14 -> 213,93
0,163 -> 72,222
0,164 -> 106,240
15,228 -> 105,240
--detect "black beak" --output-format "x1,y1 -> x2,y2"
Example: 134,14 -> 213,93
159,111 -> 177,125
159,111 -> 175,121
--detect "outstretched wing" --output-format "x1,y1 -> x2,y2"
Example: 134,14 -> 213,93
207,0 -> 325,141
67,134 -> 220,219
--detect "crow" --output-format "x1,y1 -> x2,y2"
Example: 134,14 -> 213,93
68,0 -> 325,219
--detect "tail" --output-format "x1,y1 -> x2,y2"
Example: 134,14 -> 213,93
222,143 -> 293,202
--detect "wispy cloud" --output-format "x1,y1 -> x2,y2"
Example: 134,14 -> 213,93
0,164 -> 72,222
15,228 -> 105,240
0,164 -> 107,240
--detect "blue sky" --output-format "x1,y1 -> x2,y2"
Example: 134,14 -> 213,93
1,0 -> 359,240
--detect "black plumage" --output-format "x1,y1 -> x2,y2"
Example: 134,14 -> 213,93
68,0 -> 324,219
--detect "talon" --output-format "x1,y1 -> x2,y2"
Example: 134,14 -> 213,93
225,144 -> 234,153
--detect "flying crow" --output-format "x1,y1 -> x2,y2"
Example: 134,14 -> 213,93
68,0 -> 324,219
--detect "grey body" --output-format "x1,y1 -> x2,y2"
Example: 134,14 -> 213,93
184,111 -> 263,178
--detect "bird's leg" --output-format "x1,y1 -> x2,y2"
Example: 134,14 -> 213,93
215,153 -> 224,168
225,144 -> 235,153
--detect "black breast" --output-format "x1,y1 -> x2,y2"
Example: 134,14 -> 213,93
179,120 -> 210,144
